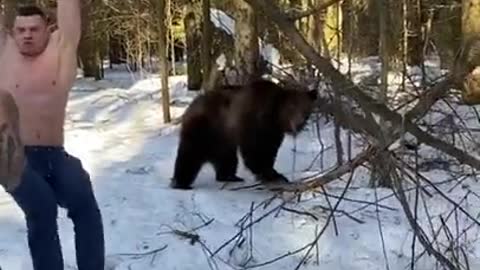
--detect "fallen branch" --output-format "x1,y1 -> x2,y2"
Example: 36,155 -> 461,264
310,204 -> 365,224
281,206 -> 318,221
311,190 -> 398,211
113,245 -> 168,259
314,95 -> 381,142
157,218 -> 215,246
265,146 -> 375,193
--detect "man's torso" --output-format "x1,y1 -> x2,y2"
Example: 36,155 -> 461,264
0,32 -> 76,146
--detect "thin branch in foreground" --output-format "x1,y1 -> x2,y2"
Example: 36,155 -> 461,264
411,147 -> 421,270
227,201 -> 256,267
293,169 -> 356,269
374,185 -> 391,270
212,196 -> 293,257
414,191 -> 473,265
280,206 -> 319,221
157,217 -> 214,245
439,215 -> 463,268
190,230 -> 240,270
396,157 -> 480,227
234,195 -> 278,227
392,168 -> 457,270
320,185 -> 339,235
311,204 -> 365,224
218,173 -> 358,269
310,189 -> 398,211
113,245 -> 168,259
233,209 -> 334,270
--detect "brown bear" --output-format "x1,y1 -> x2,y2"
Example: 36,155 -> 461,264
170,79 -> 318,189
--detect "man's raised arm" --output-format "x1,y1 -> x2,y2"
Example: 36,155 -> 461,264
56,0 -> 81,48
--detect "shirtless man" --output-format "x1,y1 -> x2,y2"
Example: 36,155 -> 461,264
0,3 -> 104,270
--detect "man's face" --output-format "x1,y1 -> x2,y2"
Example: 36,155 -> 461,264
12,15 -> 50,57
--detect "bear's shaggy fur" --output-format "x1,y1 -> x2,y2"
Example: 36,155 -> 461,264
170,79 -> 318,189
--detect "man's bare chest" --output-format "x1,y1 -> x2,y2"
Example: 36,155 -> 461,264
0,37 -> 57,88
5,58 -> 58,94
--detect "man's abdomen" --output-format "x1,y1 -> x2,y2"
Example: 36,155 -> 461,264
19,114 -> 65,146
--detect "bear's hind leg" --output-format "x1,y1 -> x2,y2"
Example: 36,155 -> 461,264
171,138 -> 207,189
211,143 -> 244,183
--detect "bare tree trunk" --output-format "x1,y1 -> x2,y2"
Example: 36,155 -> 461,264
407,0 -> 423,66
233,0 -> 260,83
158,0 -> 171,123
357,0 -> 378,57
306,0 -> 323,54
200,0 -> 213,91
370,0 -> 393,188
432,1 -> 461,69
168,0 -> 176,75
402,0 -> 408,90
323,1 -> 342,56
109,35 -> 125,65
184,1 -> 203,90
3,0 -> 16,29
79,2 -> 102,80
343,0 -> 354,160
333,1 -> 343,166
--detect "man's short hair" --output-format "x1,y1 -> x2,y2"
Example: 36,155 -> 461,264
15,5 -> 47,20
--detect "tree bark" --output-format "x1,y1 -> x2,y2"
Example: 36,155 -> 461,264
3,0 -> 16,29
370,0 -> 393,188
432,1 -> 461,69
306,0 -> 323,55
323,1 -> 342,57
184,1 -> 203,90
201,0 -> 214,91
233,0 -> 260,83
78,2 -> 102,80
158,0 -> 171,123
406,0 -> 423,66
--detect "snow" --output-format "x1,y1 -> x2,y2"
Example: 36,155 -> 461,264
1,60 -> 480,270
210,9 -> 235,36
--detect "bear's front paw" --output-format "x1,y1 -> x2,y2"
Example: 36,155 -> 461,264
217,175 -> 245,182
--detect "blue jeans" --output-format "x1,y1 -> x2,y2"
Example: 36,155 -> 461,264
7,146 -> 104,270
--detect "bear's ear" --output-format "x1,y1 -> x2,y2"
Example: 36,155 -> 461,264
307,89 -> 318,100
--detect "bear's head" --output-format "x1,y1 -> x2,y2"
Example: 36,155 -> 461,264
279,88 -> 318,135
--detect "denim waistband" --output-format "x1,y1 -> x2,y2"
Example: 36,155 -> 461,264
24,145 -> 65,152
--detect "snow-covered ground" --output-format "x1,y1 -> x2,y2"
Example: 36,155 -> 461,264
1,61 -> 480,270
